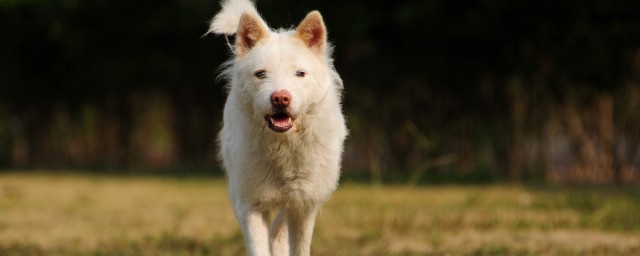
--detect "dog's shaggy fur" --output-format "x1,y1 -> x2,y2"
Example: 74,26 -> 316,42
208,0 -> 347,255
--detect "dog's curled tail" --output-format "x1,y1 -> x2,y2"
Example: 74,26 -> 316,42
208,0 -> 267,35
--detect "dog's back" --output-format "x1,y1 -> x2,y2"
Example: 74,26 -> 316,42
209,0 -> 346,255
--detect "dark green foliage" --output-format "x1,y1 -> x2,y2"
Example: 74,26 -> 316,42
1,1 -> 639,182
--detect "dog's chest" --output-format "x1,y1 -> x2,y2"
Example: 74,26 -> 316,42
255,135 -> 335,206
262,137 -> 316,180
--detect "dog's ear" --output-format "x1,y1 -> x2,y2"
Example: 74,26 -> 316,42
236,12 -> 268,56
295,11 -> 327,56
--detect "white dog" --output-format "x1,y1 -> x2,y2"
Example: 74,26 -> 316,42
208,0 -> 347,255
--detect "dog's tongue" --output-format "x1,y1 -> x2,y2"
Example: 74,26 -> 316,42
271,115 -> 290,128
267,112 -> 293,132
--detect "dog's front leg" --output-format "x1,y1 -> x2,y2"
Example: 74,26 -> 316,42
269,211 -> 289,256
287,206 -> 320,256
235,203 -> 271,256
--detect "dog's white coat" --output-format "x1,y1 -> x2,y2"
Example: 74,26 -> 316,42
209,0 -> 347,255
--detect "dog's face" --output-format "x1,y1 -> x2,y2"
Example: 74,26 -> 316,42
232,12 -> 331,133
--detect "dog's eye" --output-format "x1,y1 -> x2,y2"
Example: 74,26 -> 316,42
254,70 -> 267,79
295,70 -> 306,78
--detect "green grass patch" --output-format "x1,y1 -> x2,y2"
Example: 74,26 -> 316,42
1,172 -> 639,255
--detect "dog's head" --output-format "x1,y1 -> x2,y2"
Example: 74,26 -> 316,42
209,0 -> 341,133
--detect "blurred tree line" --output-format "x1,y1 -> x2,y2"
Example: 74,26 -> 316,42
1,0 -> 639,184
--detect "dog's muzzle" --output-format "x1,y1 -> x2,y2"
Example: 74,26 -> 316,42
266,90 -> 295,132
265,111 -> 294,132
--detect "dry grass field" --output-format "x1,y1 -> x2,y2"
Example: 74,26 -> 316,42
1,172 -> 639,255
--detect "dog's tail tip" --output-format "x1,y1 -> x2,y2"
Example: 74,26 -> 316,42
208,0 -> 263,36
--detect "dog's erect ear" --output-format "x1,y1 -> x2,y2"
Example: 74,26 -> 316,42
295,11 -> 327,56
236,13 -> 268,56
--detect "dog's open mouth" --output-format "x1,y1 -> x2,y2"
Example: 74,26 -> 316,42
265,111 -> 294,132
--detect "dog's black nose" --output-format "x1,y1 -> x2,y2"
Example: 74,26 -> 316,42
271,90 -> 291,108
